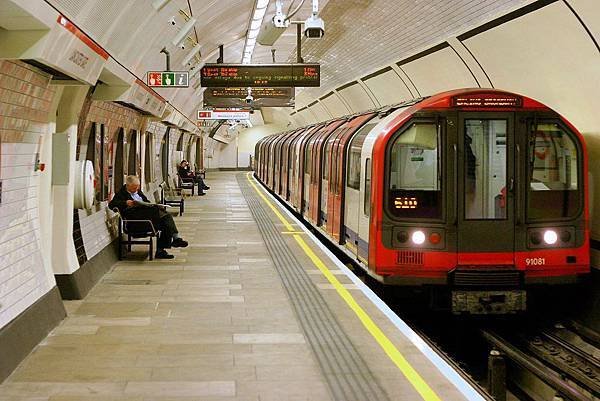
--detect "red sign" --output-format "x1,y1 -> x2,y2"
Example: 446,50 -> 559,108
148,72 -> 162,86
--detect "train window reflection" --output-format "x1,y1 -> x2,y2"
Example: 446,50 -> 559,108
347,123 -> 376,190
387,123 -> 441,219
528,123 -> 580,220
464,119 -> 507,220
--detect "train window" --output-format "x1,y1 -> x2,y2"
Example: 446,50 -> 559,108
464,119 -> 507,220
323,142 -> 332,180
347,123 -> 376,190
387,122 -> 441,219
364,158 -> 371,216
528,122 -> 581,220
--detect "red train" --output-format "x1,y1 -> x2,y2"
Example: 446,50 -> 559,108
254,89 -> 590,313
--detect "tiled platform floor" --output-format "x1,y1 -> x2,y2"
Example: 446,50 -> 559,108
0,172 -> 475,401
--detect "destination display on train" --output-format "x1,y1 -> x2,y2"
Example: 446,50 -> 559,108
200,64 -> 320,87
394,197 -> 418,209
452,94 -> 522,108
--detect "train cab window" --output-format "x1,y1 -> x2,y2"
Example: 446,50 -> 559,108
387,122 -> 441,219
464,119 -> 507,220
528,122 -> 581,220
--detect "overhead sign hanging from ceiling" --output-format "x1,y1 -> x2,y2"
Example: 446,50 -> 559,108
203,87 -> 295,108
200,64 -> 320,87
197,110 -> 251,120
147,71 -> 189,88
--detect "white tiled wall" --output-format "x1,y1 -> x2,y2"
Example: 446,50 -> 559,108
0,60 -> 56,329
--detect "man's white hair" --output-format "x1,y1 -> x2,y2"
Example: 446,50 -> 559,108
125,175 -> 140,185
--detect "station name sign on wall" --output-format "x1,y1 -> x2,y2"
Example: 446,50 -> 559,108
197,110 -> 251,120
204,87 -> 295,108
200,64 -> 320,87
147,71 -> 189,88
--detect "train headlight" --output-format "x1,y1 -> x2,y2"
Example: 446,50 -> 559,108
412,230 -> 426,245
543,230 -> 558,245
396,231 -> 408,243
530,232 -> 541,245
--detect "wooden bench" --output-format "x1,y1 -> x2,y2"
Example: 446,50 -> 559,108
114,209 -> 159,260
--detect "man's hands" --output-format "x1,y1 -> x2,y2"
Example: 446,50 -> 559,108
126,200 -> 135,207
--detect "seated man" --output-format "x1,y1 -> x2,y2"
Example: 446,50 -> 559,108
109,175 -> 188,259
178,160 -> 209,195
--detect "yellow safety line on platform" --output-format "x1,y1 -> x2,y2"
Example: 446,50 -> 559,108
247,174 -> 295,232
281,231 -> 306,235
246,173 -> 442,401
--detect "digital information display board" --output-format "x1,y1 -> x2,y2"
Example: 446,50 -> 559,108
147,71 -> 189,88
203,87 -> 294,108
200,64 -> 320,87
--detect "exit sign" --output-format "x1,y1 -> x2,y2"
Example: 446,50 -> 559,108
147,71 -> 189,88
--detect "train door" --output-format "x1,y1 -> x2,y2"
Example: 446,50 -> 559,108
456,113 -> 515,264
328,114 -> 376,242
273,135 -> 284,194
301,128 -> 321,214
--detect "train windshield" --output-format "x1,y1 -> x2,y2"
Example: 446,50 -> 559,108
528,122 -> 581,220
387,122 -> 442,219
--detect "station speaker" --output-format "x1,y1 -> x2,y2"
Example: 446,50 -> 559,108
74,160 -> 95,209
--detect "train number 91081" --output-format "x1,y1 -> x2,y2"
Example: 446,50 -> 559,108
525,257 -> 546,266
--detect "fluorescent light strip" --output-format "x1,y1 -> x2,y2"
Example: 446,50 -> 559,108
242,0 -> 270,64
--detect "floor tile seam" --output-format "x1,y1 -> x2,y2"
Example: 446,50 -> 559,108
238,175 -> 391,401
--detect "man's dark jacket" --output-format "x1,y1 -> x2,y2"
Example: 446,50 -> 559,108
109,185 -> 163,228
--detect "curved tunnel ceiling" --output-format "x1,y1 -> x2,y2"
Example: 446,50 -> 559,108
42,0 -> 599,131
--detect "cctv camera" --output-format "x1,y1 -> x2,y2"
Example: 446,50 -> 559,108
179,43 -> 186,50
168,17 -> 176,25
304,15 -> 324,39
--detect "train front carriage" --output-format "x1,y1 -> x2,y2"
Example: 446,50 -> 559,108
369,89 -> 589,313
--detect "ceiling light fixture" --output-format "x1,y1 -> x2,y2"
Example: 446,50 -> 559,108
152,0 -> 171,11
181,43 -> 201,66
172,17 -> 197,48
242,0 -> 271,64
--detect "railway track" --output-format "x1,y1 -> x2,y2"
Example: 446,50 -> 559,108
482,322 -> 600,401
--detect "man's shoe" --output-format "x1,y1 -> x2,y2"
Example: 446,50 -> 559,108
203,186 -> 210,190
155,250 -> 174,259
198,192 -> 206,196
172,238 -> 188,248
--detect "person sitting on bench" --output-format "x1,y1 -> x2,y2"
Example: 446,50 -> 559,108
109,175 -> 188,259
178,160 -> 209,195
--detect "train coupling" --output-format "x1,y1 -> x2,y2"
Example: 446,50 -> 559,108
452,290 -> 526,314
